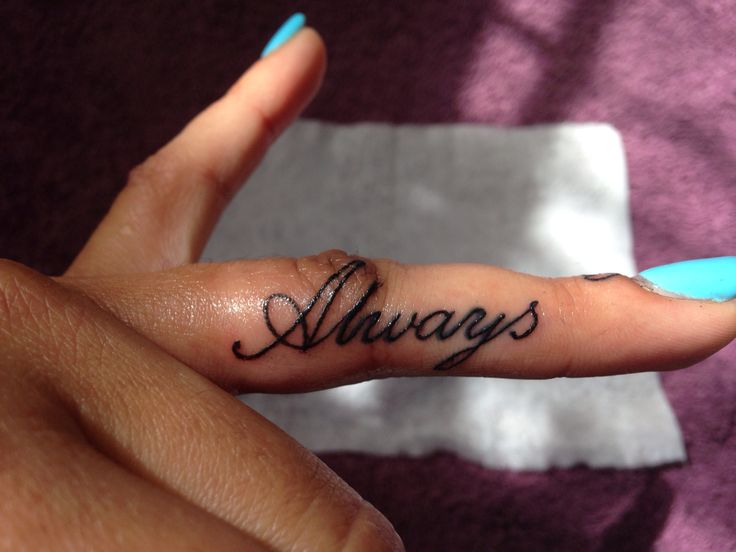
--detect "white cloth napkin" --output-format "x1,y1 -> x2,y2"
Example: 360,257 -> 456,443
203,120 -> 685,469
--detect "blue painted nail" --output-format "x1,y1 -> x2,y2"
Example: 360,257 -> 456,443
261,13 -> 306,58
637,256 -> 736,302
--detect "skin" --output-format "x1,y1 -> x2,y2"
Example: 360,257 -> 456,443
1,28 -> 734,550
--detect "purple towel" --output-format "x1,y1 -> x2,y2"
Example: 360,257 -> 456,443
1,1 -> 734,550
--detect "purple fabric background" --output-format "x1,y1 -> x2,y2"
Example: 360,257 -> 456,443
2,1 -> 734,550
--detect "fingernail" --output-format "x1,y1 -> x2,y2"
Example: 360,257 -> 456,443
261,13 -> 306,58
635,256 -> 736,302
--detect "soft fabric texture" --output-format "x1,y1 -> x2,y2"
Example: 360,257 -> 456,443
204,119 -> 685,470
2,1 -> 734,550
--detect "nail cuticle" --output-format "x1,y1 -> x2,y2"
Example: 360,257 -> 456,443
632,275 -> 693,301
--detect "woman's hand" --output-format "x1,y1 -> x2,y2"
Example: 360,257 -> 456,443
2,26 -> 401,552
1,21 -> 734,550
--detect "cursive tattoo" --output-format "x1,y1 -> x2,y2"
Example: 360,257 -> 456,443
232,260 -> 540,371
583,273 -> 619,281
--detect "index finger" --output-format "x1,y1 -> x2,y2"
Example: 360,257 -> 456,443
65,251 -> 736,392
67,23 -> 326,277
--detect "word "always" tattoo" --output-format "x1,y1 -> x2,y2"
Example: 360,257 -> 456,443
232,260 -> 540,371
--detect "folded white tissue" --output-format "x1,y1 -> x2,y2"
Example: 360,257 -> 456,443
203,120 -> 685,470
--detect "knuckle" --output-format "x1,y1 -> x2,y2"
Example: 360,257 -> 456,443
285,459 -> 404,552
124,155 -> 177,228
127,142 -> 186,188
0,259 -> 23,321
127,149 -> 178,196
285,251 -> 401,371
291,250 -> 380,298
550,277 -> 591,377
221,79 -> 279,148
244,101 -> 277,149
290,250 -> 397,320
0,261 -> 67,373
0,260 -> 91,365
0,260 -> 49,331
127,143 -> 232,211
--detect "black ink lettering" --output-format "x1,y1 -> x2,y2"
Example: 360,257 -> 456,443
232,261 -> 540,370
583,273 -> 619,281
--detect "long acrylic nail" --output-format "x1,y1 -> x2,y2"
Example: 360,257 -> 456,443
635,256 -> 736,302
261,13 -> 306,58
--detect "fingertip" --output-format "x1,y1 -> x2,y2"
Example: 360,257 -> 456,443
224,26 -> 327,134
304,27 -> 328,81
298,27 -> 328,65
574,274 -> 736,374
279,27 -> 328,105
257,11 -> 326,68
251,26 -> 327,82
